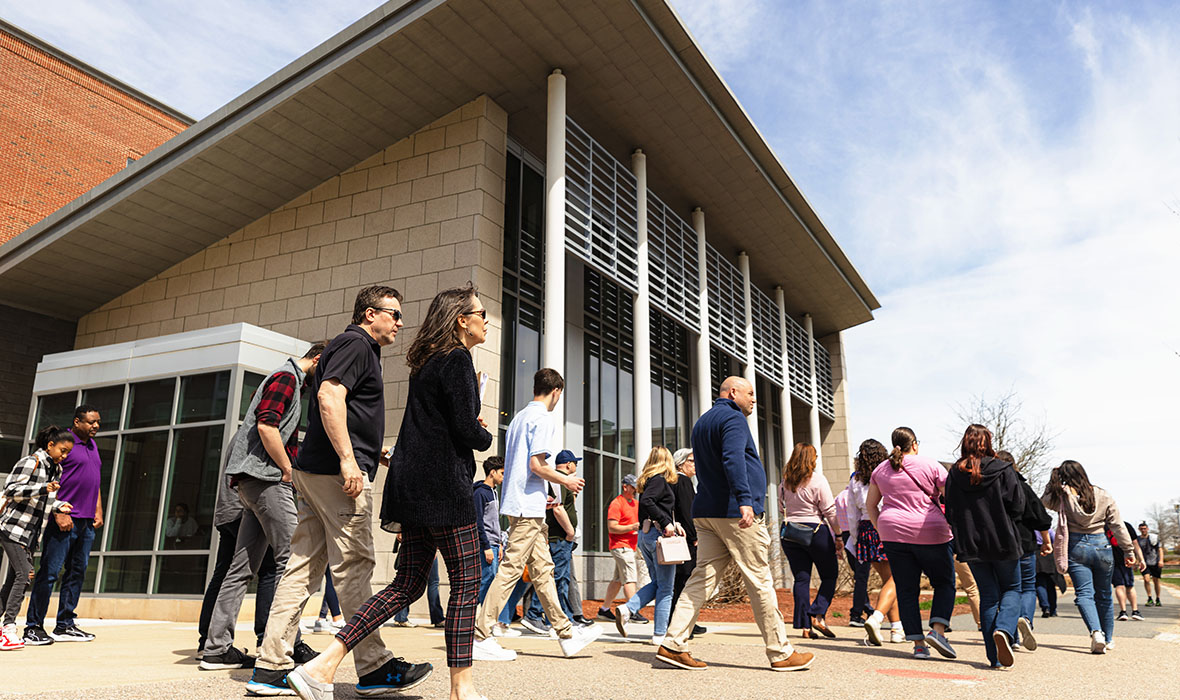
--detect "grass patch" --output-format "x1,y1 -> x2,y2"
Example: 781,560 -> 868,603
920,596 -> 968,611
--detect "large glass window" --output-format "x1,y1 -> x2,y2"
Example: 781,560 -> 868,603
650,313 -> 691,452
82,385 -> 125,432
498,152 -> 545,433
126,378 -> 176,429
34,392 -> 76,434
108,431 -> 170,551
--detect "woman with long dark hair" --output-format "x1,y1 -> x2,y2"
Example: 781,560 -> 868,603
944,424 -> 1028,668
846,439 -> 900,642
865,427 -> 956,660
290,286 -> 493,700
1042,460 -> 1135,654
777,443 -> 841,638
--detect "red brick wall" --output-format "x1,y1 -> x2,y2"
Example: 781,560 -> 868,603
0,29 -> 189,245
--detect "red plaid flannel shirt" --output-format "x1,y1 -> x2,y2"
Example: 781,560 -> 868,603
255,372 -> 300,461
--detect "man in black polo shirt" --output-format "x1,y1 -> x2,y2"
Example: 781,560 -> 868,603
250,285 -> 426,697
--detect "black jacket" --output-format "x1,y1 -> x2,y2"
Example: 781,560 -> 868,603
638,474 -> 677,532
944,457 -> 1026,562
672,473 -> 697,545
1014,471 -> 1052,555
381,348 -> 493,529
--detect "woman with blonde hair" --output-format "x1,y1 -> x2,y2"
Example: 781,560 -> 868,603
614,446 -> 682,645
778,443 -> 841,638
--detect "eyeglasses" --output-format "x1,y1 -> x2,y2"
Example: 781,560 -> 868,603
370,307 -> 402,322
462,309 -> 487,320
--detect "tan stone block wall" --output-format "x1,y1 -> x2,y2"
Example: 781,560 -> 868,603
75,95 -> 509,584
820,331 -> 852,487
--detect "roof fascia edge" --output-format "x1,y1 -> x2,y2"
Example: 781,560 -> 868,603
0,0 -> 447,278
630,0 -> 877,315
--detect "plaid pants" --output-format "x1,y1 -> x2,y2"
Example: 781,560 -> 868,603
337,522 -> 481,667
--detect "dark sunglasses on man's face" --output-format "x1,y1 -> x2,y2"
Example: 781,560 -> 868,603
371,307 -> 402,322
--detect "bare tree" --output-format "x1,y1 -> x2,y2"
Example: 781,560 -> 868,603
1145,499 -> 1180,552
950,388 -> 1058,491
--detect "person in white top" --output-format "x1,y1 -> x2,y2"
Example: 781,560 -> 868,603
847,439 -> 901,643
472,369 -> 602,661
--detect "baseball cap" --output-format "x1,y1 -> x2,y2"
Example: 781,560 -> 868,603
555,449 -> 582,465
622,473 -> 638,488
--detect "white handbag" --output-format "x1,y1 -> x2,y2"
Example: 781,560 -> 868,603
656,523 -> 691,565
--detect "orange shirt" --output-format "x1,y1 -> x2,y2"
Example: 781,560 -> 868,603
607,494 -> 638,550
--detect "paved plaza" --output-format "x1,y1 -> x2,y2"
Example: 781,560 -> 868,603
2,585 -> 1177,700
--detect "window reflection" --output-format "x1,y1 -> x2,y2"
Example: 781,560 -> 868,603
126,379 -> 175,429
177,371 -> 230,424
161,425 -> 223,550
110,431 -> 170,551
82,385 -> 124,432
35,392 -> 76,434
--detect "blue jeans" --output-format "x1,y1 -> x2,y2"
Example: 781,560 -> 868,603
319,569 -> 341,619
625,528 -> 676,636
1015,552 -> 1036,642
1035,571 -> 1057,613
394,556 -> 444,624
498,579 -> 530,625
27,517 -> 95,629
1067,532 -> 1114,642
781,523 -> 838,628
478,548 -> 500,604
543,540 -> 576,620
881,540 -> 956,641
842,538 -> 874,618
969,559 -> 1022,666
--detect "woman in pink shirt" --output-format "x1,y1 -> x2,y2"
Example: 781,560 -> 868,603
866,427 -> 957,661
778,443 -> 841,638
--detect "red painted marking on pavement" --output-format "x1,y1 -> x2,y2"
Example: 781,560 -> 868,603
875,669 -> 981,681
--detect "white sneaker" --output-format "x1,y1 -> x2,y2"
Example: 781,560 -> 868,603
1106,639 -> 1116,651
490,623 -> 521,638
614,605 -> 632,637
649,635 -> 665,647
1090,630 -> 1106,654
312,618 -> 331,634
558,624 -> 603,657
864,611 -> 884,646
890,627 -> 905,644
473,637 -> 517,662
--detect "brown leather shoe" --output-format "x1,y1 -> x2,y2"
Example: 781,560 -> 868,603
770,650 -> 814,672
656,645 -> 707,670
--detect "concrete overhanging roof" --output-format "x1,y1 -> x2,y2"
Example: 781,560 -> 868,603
0,0 -> 878,336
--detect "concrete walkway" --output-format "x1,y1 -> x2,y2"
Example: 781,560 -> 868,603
2,585 -> 1177,699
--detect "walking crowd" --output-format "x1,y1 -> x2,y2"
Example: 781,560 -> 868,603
0,284 -> 1171,699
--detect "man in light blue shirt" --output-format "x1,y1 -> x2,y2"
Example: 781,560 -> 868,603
473,369 -> 601,661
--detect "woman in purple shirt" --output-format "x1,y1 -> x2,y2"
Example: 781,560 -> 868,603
866,427 -> 956,661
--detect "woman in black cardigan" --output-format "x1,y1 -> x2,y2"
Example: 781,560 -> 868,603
293,286 -> 493,700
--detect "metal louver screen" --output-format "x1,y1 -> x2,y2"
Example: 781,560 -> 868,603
750,287 -> 783,387
565,118 -> 639,292
647,193 -> 701,334
814,339 -> 835,419
705,245 -> 745,361
786,314 -> 812,403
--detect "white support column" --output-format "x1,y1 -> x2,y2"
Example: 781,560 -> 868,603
543,69 -> 566,440
632,149 -> 652,468
803,312 -> 822,473
692,208 -> 711,416
774,287 -> 795,453
737,251 -> 758,441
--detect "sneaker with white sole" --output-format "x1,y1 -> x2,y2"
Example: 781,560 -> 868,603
993,629 -> 1014,667
614,605 -> 632,637
199,646 -> 256,670
890,627 -> 905,644
649,635 -> 665,646
924,629 -> 956,659
246,668 -> 296,696
863,612 -> 884,646
0,624 -> 24,651
1090,630 -> 1106,654
1116,610 -> 1128,621
472,637 -> 517,662
355,656 -> 433,696
490,623 -> 521,638
519,616 -> 551,636
913,645 -> 931,659
51,625 -> 95,642
286,665 -> 333,700
558,624 -> 602,657
1130,610 -> 1143,621
1017,617 -> 1037,651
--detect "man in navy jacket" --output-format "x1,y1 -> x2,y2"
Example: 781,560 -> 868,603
656,377 -> 814,673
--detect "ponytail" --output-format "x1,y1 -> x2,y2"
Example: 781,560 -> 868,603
888,427 -> 917,471
35,425 -> 75,450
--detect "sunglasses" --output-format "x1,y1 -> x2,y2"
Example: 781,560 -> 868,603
462,309 -> 487,320
370,307 -> 402,322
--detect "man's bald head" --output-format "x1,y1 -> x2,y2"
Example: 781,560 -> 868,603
719,376 -> 756,416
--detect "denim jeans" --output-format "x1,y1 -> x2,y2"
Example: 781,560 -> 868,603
1016,552 -> 1037,641
881,540 -> 956,641
498,578 -> 529,625
1035,571 -> 1057,613
625,528 -> 676,636
523,540 -> 576,622
781,523 -> 838,629
1067,532 -> 1114,642
394,556 -> 443,624
968,559 -> 1021,666
478,548 -> 500,604
27,516 -> 95,630
319,569 -> 341,619
843,542 -> 874,618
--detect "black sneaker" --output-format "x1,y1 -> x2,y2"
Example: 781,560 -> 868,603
355,657 -> 433,696
245,667 -> 295,696
199,646 -> 256,670
23,626 -> 54,646
631,611 -> 650,624
693,624 -> 707,635
848,615 -> 866,627
597,607 -> 616,621
52,625 -> 95,642
1117,610 -> 1129,621
292,641 -> 319,665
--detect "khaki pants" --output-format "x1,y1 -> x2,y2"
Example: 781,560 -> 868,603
955,557 -> 982,625
476,515 -> 572,640
664,516 -> 794,663
256,470 -> 392,675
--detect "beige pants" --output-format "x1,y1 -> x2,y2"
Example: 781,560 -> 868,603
954,557 -> 981,625
665,516 -> 794,663
256,470 -> 392,675
476,515 -> 573,640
